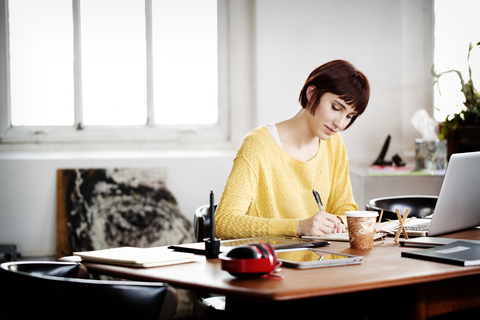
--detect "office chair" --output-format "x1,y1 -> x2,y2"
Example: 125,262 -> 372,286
0,261 -> 178,320
192,204 -> 225,320
366,195 -> 438,222
194,203 -> 217,243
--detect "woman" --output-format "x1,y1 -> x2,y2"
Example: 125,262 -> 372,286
215,60 -> 370,240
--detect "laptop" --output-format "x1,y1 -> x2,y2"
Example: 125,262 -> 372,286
383,151 -> 480,237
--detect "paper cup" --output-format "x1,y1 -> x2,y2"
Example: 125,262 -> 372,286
345,211 -> 379,249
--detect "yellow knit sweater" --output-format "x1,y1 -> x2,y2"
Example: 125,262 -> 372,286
215,126 -> 358,240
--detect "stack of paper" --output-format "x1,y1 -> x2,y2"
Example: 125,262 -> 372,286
74,247 -> 195,268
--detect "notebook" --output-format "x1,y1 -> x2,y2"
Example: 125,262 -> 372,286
387,151 -> 480,237
400,236 -> 480,248
401,240 -> 480,266
74,247 -> 196,268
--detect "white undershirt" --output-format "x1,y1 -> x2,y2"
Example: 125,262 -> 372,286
265,123 -> 282,148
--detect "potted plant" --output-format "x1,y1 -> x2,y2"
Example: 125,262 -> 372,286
432,41 -> 480,157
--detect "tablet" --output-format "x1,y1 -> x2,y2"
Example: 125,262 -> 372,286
276,248 -> 363,269
168,237 -> 329,255
220,237 -> 330,250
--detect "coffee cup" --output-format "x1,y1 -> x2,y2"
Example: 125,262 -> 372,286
345,211 -> 379,249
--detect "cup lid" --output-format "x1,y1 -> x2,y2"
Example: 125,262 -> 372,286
345,211 -> 379,218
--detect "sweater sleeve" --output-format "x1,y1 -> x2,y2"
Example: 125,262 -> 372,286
215,155 -> 271,239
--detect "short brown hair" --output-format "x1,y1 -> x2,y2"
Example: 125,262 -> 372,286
298,60 -> 370,129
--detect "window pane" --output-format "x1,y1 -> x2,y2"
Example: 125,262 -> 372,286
152,0 -> 218,125
81,0 -> 147,125
9,0 -> 74,126
434,0 -> 480,122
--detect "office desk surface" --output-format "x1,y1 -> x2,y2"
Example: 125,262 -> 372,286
83,229 -> 480,303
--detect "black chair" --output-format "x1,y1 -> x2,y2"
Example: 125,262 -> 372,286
0,261 -> 178,320
192,204 -> 225,320
366,195 -> 438,222
193,203 -> 217,242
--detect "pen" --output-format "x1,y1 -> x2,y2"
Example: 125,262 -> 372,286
210,190 -> 215,240
312,189 -> 324,211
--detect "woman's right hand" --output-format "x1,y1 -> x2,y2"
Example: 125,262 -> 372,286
296,211 -> 339,237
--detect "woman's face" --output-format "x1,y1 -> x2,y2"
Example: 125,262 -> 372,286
306,88 -> 358,140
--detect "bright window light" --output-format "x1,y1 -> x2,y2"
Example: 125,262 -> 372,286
81,0 -> 147,126
9,0 -> 74,126
434,0 -> 480,122
8,0 -> 218,127
152,0 -> 218,125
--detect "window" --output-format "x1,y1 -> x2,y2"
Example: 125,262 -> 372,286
0,0 -> 229,145
433,0 -> 480,122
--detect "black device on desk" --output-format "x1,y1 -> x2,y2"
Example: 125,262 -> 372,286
168,237 -> 329,255
371,134 -> 405,167
372,135 -> 393,166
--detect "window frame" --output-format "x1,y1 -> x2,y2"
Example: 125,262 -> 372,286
0,0 -> 238,147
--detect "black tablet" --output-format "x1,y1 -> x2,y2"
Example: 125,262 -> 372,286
168,237 -> 329,255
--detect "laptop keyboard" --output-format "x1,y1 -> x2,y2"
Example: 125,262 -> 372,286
404,222 -> 430,231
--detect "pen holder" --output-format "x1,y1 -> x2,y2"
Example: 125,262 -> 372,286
205,238 -> 221,259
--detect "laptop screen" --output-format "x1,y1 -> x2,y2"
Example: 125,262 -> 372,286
427,151 -> 480,236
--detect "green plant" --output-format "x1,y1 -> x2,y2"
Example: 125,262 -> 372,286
432,41 -> 480,140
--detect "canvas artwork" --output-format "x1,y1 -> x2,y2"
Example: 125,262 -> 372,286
57,168 -> 195,257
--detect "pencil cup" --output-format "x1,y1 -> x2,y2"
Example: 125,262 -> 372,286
345,211 -> 379,249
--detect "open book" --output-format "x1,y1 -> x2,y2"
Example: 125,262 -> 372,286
74,247 -> 196,268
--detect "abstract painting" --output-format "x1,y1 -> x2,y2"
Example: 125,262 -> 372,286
57,168 -> 195,257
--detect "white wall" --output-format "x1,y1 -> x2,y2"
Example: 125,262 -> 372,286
0,0 -> 435,257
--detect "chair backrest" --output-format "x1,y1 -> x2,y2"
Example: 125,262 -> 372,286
365,195 -> 438,222
193,204 -> 217,242
3,260 -> 90,279
0,261 -> 178,320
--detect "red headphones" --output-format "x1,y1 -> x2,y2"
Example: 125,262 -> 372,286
219,242 -> 281,277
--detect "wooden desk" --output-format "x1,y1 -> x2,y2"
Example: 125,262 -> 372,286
83,229 -> 480,320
